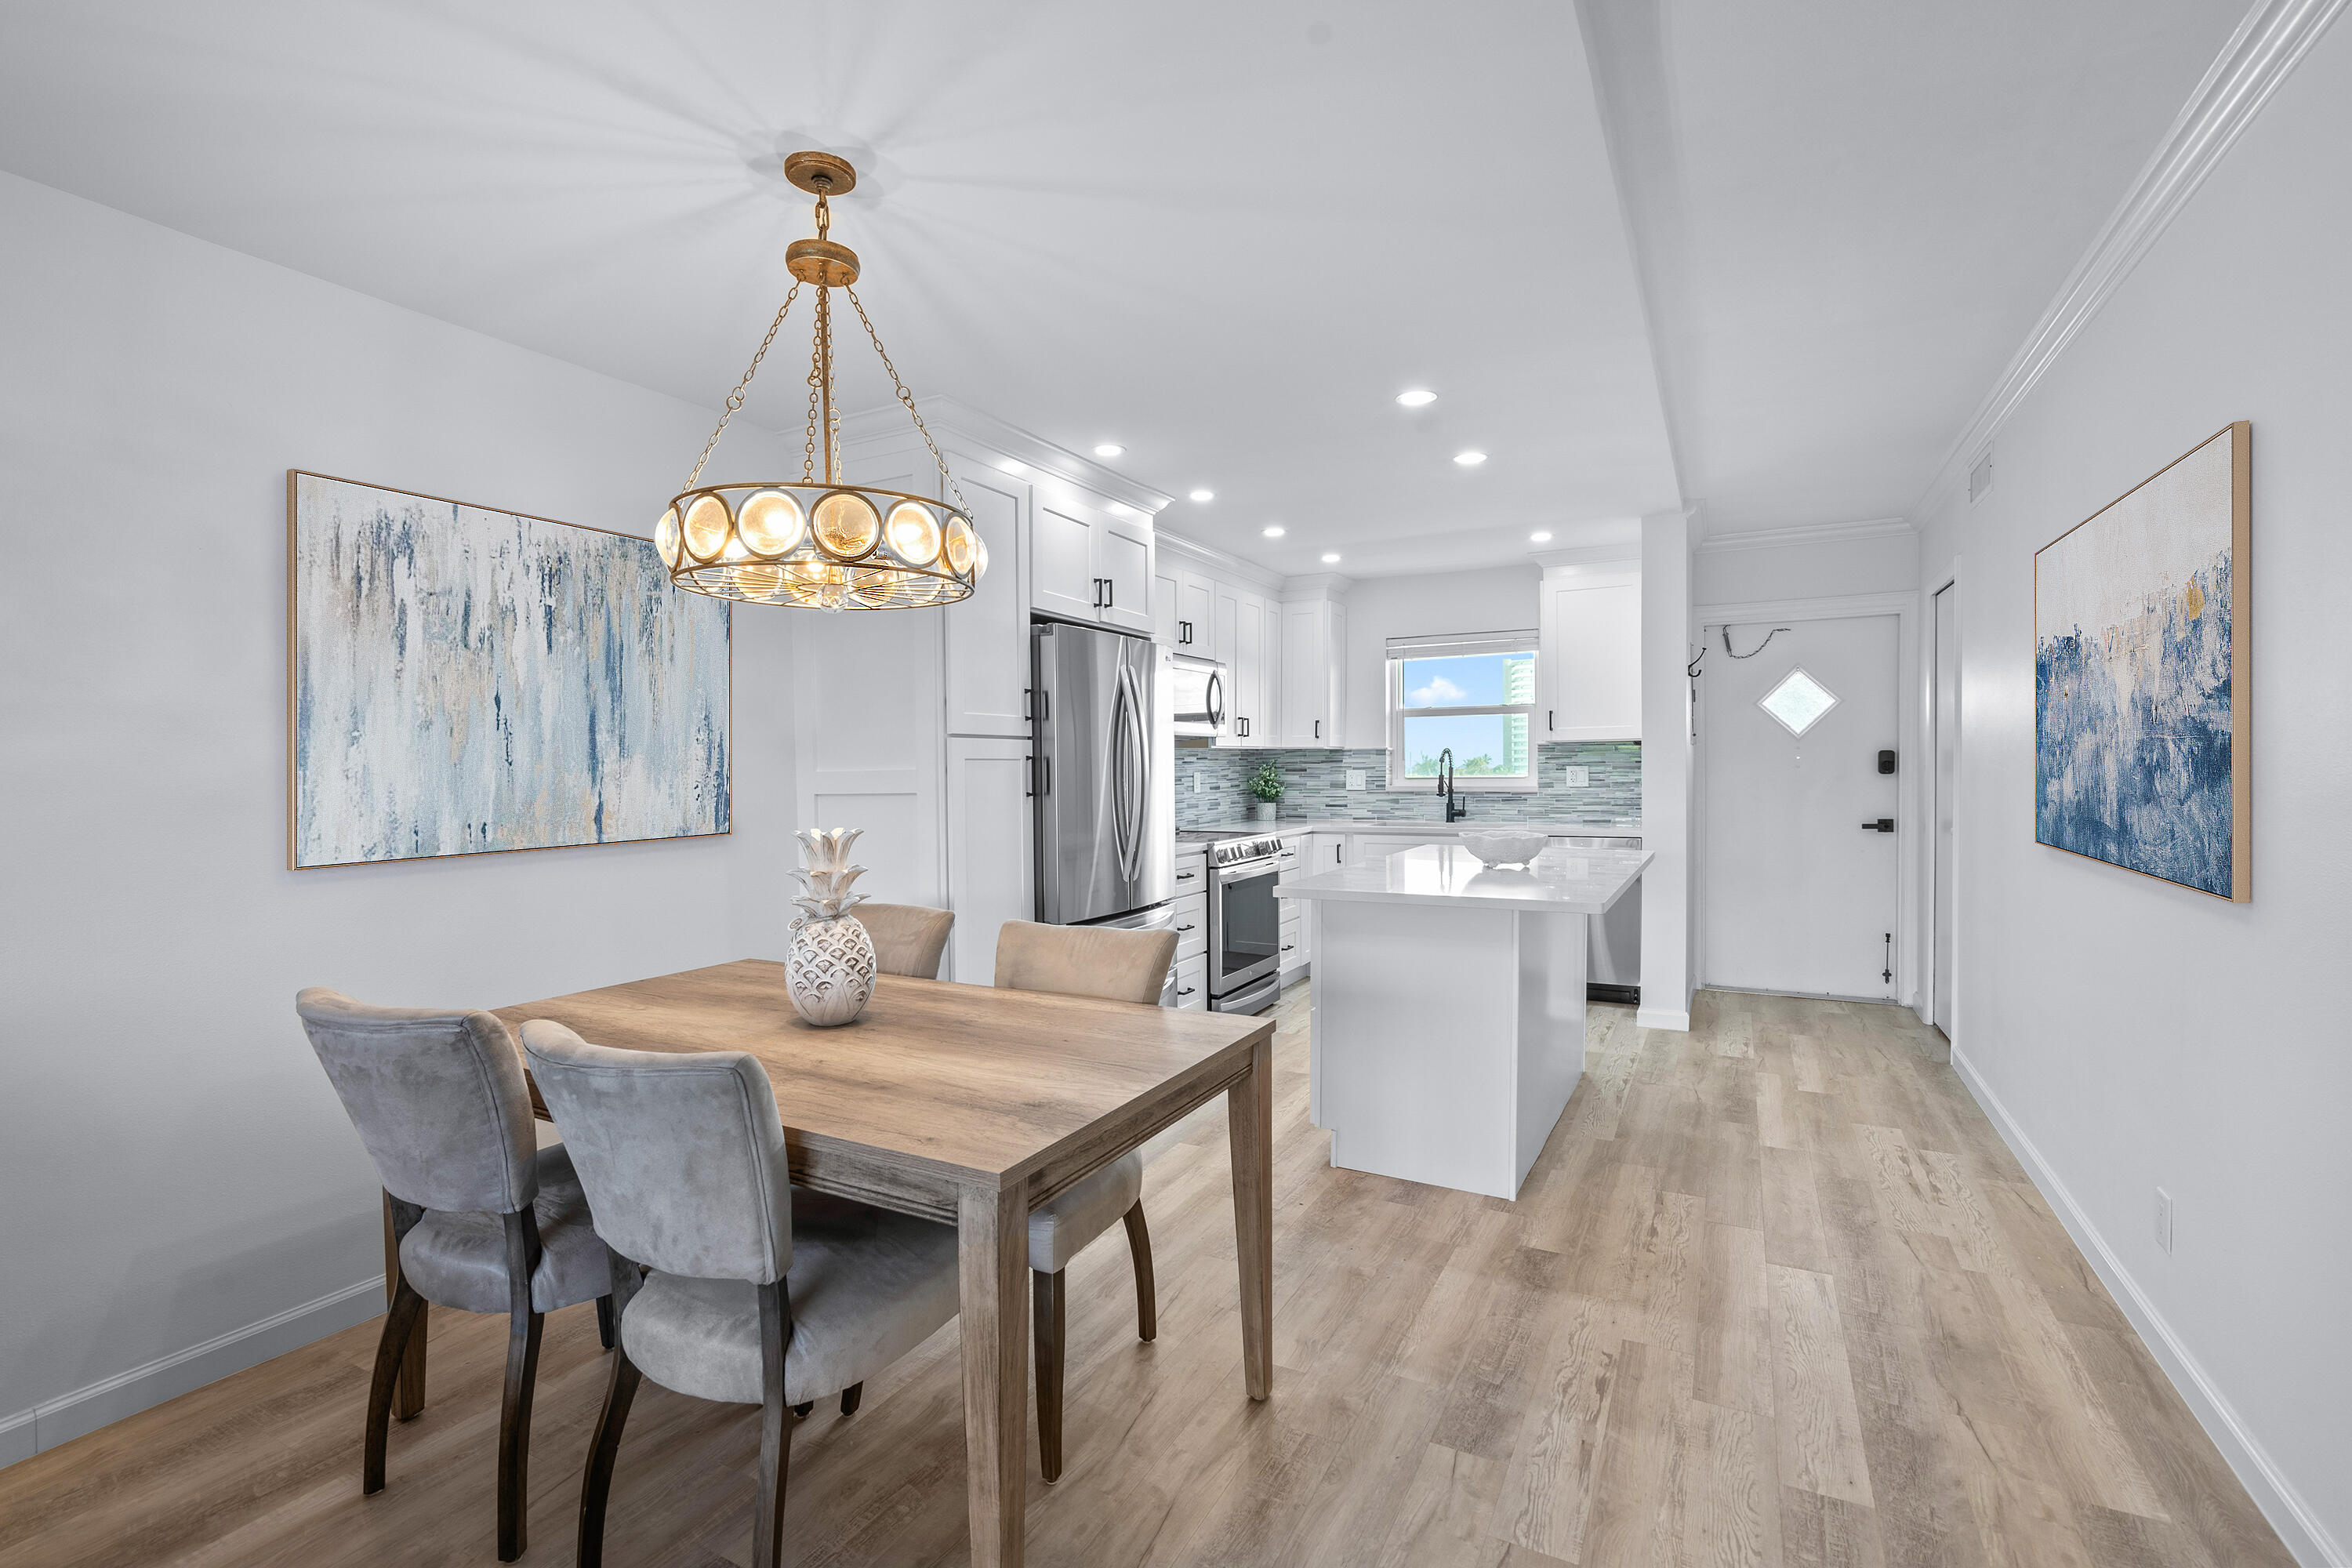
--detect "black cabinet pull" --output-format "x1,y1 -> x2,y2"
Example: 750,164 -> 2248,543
1177,986 -> 1195,997
1177,923 -> 1196,932
1313,719 -> 1320,739
1176,869 -> 1197,881
1022,688 -> 1032,721
1104,579 -> 1114,609
1042,757 -> 1052,795
1548,709 -> 1555,731
1025,755 -> 1037,797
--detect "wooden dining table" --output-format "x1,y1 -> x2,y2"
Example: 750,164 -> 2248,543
390,959 -> 1276,1568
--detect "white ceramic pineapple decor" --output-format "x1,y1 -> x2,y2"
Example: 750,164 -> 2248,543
785,828 -> 877,1026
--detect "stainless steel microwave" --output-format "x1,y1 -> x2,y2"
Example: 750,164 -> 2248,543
1163,651 -> 1228,738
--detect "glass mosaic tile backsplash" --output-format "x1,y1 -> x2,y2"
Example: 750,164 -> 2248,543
1174,742 -> 1640,829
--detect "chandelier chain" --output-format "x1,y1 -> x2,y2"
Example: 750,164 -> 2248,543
845,285 -> 969,516
683,282 -> 800,492
803,299 -> 825,482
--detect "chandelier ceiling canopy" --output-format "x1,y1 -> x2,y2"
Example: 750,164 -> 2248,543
656,151 -> 982,612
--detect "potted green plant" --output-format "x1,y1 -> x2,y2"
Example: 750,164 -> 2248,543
1247,759 -> 1283,823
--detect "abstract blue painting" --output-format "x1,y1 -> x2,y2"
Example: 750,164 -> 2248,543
290,472 -> 730,869
2034,423 -> 2249,901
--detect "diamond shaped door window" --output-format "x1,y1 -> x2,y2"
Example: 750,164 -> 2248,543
1759,667 -> 1838,736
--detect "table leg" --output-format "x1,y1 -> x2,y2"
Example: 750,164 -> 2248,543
958,1181 -> 1029,1568
1227,1036 -> 1274,1400
380,1192 -> 427,1419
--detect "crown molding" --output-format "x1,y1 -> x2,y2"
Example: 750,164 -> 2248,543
1278,572 -> 1354,601
1531,543 -> 1642,573
838,394 -> 1174,516
1155,528 -> 1287,592
1914,0 -> 2349,521
1694,516 -> 1914,555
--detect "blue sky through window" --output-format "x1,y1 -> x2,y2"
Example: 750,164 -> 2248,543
1399,652 -> 1533,708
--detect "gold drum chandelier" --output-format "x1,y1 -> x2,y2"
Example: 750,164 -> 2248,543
655,151 -> 983,611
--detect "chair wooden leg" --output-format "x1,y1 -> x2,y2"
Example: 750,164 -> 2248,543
1033,1269 -> 1065,1483
754,1282 -> 796,1568
383,1192 -> 428,1421
839,1381 -> 863,1417
363,1275 -> 425,1495
1121,1201 -> 1157,1342
576,1341 -> 641,1568
595,1293 -> 615,1350
497,1305 -> 544,1562
497,1209 -> 546,1563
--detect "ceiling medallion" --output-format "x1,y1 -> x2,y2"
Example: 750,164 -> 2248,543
655,151 -> 984,612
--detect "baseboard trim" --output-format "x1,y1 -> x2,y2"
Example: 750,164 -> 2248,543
1950,1046 -> 2346,1568
1634,1006 -> 1690,1031
2,1274 -> 387,1468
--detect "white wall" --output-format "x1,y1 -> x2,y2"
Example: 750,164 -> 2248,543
1914,25 -> 2352,1559
1693,526 -> 1918,606
0,171 -> 799,1461
1338,564 -> 1541,746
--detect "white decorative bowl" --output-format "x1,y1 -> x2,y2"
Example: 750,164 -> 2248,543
1457,829 -> 1548,868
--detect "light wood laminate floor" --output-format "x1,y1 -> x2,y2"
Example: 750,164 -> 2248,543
0,986 -> 2291,1567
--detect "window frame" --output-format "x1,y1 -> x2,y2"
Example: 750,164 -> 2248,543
1384,633 -> 1541,793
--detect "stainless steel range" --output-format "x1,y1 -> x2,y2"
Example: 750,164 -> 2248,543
1204,832 -> 1298,1013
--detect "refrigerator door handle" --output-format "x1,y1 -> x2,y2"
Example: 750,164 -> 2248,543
1110,661 -> 1146,881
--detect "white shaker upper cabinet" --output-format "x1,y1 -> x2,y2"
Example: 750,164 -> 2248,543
1279,596 -> 1347,747
1152,566 -> 1181,647
1032,499 -> 1153,635
1031,503 -> 1100,623
1541,570 -> 1642,741
943,459 -> 1029,737
1096,512 -> 1154,636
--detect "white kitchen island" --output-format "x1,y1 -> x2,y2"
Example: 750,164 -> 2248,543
1276,841 -> 1650,1200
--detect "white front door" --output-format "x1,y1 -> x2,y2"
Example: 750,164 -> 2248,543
1701,613 -> 1900,1000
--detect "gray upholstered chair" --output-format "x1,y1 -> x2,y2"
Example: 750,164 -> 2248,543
992,919 -> 1178,1482
522,1021 -> 960,1568
295,988 -> 616,1563
854,902 -> 956,980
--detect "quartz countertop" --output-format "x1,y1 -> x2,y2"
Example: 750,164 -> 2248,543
1275,842 -> 1650,913
1178,817 -> 1642,839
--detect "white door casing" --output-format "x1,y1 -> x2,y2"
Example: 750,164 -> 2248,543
1931,579 -> 1958,1036
1697,606 -> 1907,1001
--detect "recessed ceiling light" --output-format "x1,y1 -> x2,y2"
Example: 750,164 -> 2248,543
1530,530 -> 1552,543
1321,552 -> 1341,564
1189,488 -> 1214,503
1396,388 -> 1437,408
1094,443 -> 1124,458
1454,451 -> 1487,466
997,459 -> 1027,474
1262,525 -> 1286,538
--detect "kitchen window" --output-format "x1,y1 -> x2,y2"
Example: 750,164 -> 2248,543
1384,630 -> 1540,791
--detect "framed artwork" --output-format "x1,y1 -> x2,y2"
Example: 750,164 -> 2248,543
2034,422 -> 2249,901
289,471 -> 730,869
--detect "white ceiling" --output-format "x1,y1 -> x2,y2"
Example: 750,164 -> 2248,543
1580,0 -> 2249,538
0,0 -> 1681,577
0,1 -> 2258,568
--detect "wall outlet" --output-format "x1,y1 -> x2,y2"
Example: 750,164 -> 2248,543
1192,773 -> 1204,793
2154,1187 -> 2173,1254
1564,766 -> 1590,787
1346,768 -> 1368,791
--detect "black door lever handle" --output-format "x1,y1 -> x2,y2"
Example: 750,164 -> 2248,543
1861,818 -> 1895,833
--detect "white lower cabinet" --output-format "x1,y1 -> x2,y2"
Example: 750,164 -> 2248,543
1174,952 -> 1207,1011
1276,834 -> 1308,984
1172,890 -> 1208,962
943,736 -> 1033,985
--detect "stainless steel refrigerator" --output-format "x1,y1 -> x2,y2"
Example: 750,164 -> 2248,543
1032,622 -> 1174,933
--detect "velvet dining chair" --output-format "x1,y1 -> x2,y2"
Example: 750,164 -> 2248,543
523,1021 -> 961,1568
991,919 -> 1178,1482
853,902 -> 956,980
296,988 -> 617,1563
